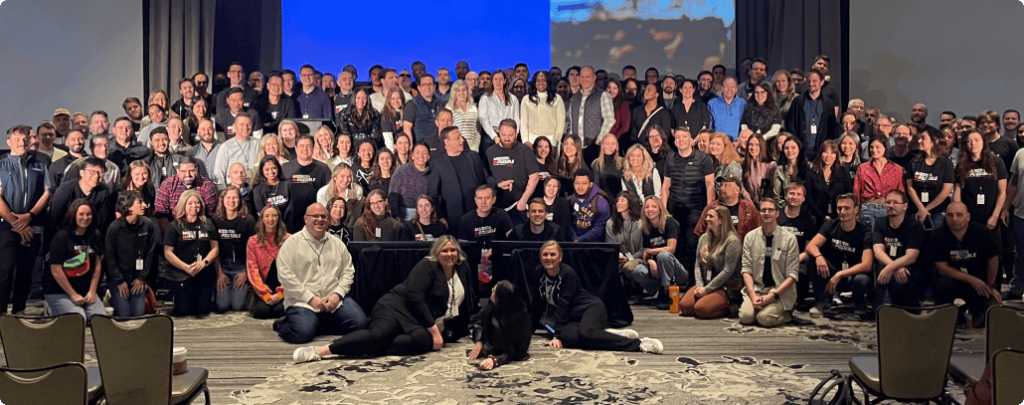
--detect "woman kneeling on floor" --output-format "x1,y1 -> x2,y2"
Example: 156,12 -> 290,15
293,235 -> 477,362
533,240 -> 663,354
468,280 -> 532,370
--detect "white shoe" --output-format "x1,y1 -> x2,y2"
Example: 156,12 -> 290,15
639,337 -> 663,354
293,346 -> 322,363
606,328 -> 639,339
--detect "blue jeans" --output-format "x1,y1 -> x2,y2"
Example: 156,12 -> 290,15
45,293 -> 106,320
108,283 -> 146,317
631,251 -> 689,296
859,203 -> 886,231
215,261 -> 248,313
1009,216 -> 1024,296
278,297 -> 369,344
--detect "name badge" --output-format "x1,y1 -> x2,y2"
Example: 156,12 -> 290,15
303,113 -> 310,119
889,245 -> 897,257
375,228 -> 381,238
842,261 -> 849,270
136,259 -> 144,271
810,124 -> 818,134
243,101 -> 250,108
772,248 -> 782,261
920,192 -> 929,203
227,126 -> 234,135
271,111 -> 278,120
960,266 -> 968,274
977,194 -> 985,205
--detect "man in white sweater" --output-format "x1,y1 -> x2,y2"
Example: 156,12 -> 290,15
275,203 -> 369,343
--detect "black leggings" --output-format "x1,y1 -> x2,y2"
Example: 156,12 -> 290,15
560,304 -> 641,352
328,302 -> 432,356
251,299 -> 284,319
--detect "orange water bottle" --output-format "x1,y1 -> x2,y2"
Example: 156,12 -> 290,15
668,285 -> 680,313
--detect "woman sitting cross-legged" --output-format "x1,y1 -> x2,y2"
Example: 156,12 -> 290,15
679,205 -> 742,319
468,280 -> 533,370
292,235 -> 478,363
532,241 -> 663,354
247,205 -> 290,319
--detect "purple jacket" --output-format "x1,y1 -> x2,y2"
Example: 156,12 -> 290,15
567,185 -> 610,242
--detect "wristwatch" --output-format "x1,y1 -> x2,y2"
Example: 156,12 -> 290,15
772,292 -> 780,301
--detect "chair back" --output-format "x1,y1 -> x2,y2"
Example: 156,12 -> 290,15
876,305 -> 957,399
992,348 -> 1024,405
0,314 -> 85,374
0,362 -> 88,405
90,315 -> 173,405
986,306 -> 1024,361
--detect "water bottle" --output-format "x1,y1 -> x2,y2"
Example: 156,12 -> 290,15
669,285 -> 681,313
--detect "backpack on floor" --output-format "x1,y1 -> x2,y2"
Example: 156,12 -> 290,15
808,369 -> 863,405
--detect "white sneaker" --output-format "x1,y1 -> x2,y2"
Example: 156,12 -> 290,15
606,328 -> 639,339
639,337 -> 663,354
292,346 -> 322,363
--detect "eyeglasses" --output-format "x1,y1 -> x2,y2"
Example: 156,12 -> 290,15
399,74 -> 411,78
884,200 -> 907,206
304,214 -> 327,219
758,208 -> 777,213
369,200 -> 387,207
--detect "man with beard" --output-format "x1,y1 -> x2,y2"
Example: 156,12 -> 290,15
429,126 -> 486,233
49,130 -> 87,186
910,103 -> 941,140
455,60 -> 470,80
122,97 -> 145,133
172,77 -> 197,118
737,58 -> 767,100
52,108 -> 72,140
154,156 -> 218,232
192,72 -> 215,113
785,69 -> 837,159
249,71 -> 265,95
282,135 -> 332,232
63,135 -> 120,188
1004,110 -> 1020,141
147,127 -> 183,188
486,119 -> 539,222
186,118 -> 220,177
872,190 -> 926,312
660,75 -> 679,110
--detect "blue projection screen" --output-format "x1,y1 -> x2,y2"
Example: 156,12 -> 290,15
283,0 -> 733,79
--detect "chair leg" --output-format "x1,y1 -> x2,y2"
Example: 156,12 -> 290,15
204,386 -> 210,405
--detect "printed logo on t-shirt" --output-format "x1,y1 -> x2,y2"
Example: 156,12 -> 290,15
474,226 -> 496,237
492,156 -> 515,167
218,229 -> 242,240
731,215 -> 739,225
292,174 -> 314,184
181,230 -> 210,241
781,226 -> 803,237
831,238 -> 857,253
267,195 -> 288,206
335,105 -> 344,113
913,171 -> 939,182
63,245 -> 94,278
414,233 -> 438,242
649,236 -> 666,248
949,249 -> 977,261
227,126 -> 235,135
546,212 -> 554,221
968,168 -> 992,178
271,111 -> 278,120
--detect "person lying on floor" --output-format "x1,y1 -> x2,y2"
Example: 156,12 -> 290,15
468,280 -> 533,370
293,235 -> 477,363
532,240 -> 664,354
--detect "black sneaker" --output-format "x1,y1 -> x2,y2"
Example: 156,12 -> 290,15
272,317 -> 285,331
656,289 -> 671,310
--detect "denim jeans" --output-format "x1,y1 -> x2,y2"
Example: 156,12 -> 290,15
631,251 -> 689,296
108,283 -> 146,317
859,203 -> 886,231
278,297 -> 369,344
45,293 -> 106,320
215,260 -> 248,313
808,257 -> 872,307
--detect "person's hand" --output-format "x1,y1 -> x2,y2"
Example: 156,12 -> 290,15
991,287 -> 1003,305
267,294 -> 282,305
549,338 -> 562,349
516,199 -> 527,212
186,261 -> 204,276
480,358 -> 496,370
10,212 -> 31,231
987,216 -> 998,230
815,256 -> 829,278
323,294 -> 341,312
694,287 -> 707,299
216,272 -> 228,292
1001,210 -> 1011,226
131,279 -> 147,295
915,210 -> 929,224
233,272 -> 247,290
618,255 -> 627,264
117,282 -> 131,299
893,268 -> 909,284
431,327 -> 444,351
648,260 -> 659,279
969,277 -> 990,298
308,296 -> 324,311
877,268 -> 893,285
826,274 -> 842,294
763,292 -> 776,304
84,290 -> 97,304
469,342 -> 483,359
70,293 -> 87,306
17,227 -> 33,245
498,180 -> 514,191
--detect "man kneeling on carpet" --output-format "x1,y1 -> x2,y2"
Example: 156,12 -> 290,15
294,235 -> 477,363
276,203 -> 369,344
533,240 -> 664,354
740,198 -> 800,327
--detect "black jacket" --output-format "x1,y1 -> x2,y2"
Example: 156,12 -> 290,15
429,149 -> 487,233
806,165 -> 853,225
531,263 -> 603,337
104,216 -> 160,287
383,258 -> 478,342
471,299 -> 532,366
785,91 -> 838,153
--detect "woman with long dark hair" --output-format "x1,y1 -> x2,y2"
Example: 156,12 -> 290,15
739,82 -> 782,140
772,137 -> 809,207
393,133 -> 412,166
606,191 -> 644,275
212,185 -> 256,313
556,135 -> 587,196
807,140 -> 853,223
740,133 -> 776,203
353,141 -> 376,195
353,189 -> 406,241
252,155 -> 291,214
247,205 -> 290,319
469,280 -> 532,370
326,196 -> 352,244
380,88 -> 406,151
838,132 -> 863,179
404,195 -> 448,242
671,80 -> 710,134
163,190 -> 220,318
954,130 -> 1006,230
643,124 -> 672,176
366,148 -> 396,194
542,176 -> 573,231
631,83 -> 674,153
606,79 -> 631,145
854,136 -> 906,229
907,129 -> 954,229
533,136 -> 557,198
293,236 -> 477,362
479,70 -> 520,153
337,88 -> 382,150
46,199 -> 105,319
521,71 -> 566,148
186,97 -> 210,144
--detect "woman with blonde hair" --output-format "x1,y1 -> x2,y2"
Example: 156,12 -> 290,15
631,196 -> 687,310
163,189 -> 220,318
620,144 -> 661,200
708,132 -> 742,196
447,79 -> 482,151
312,125 -> 337,164
277,119 -> 300,157
591,134 -> 624,195
679,205 -> 742,319
247,205 -> 290,319
771,70 -> 797,117
316,163 -> 363,206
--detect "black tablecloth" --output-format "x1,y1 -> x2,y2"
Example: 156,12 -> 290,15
348,242 -> 479,311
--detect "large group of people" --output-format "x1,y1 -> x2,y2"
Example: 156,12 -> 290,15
2,55 -> 1021,369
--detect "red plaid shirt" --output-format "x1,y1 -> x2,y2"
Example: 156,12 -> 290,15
154,175 -> 218,216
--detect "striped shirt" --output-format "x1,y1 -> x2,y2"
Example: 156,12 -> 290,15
154,174 -> 218,217
451,104 -> 481,151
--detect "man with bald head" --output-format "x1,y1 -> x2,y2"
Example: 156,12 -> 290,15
910,103 -> 940,140
708,77 -> 747,141
933,202 -> 1001,326
569,66 -> 616,163
275,203 -> 368,343
213,113 -> 260,185
225,161 -> 256,213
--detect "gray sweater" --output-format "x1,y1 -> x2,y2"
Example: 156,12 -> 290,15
605,218 -> 643,259
694,233 -> 743,291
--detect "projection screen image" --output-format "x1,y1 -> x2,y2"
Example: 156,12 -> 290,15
551,0 -> 735,77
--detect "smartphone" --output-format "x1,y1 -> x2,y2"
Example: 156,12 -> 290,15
922,215 -> 934,232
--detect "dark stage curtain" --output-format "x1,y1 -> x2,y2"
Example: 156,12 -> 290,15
144,0 -> 217,98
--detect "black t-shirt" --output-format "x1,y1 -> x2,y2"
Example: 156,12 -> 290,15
253,180 -> 291,212
930,222 -> 998,280
817,219 -> 872,267
487,142 -> 540,207
163,218 -> 217,281
988,136 -> 1019,172
726,203 -> 740,226
252,95 -> 298,130
872,217 -> 925,266
328,223 -> 352,244
513,221 -> 564,242
212,215 -> 256,266
777,207 -> 816,251
642,217 -> 680,249
457,209 -> 513,249
763,234 -> 775,288
282,160 -> 332,231
889,150 -> 918,174
956,159 -> 1008,223
404,220 -> 448,242
907,157 -> 955,214
45,229 -> 102,295
545,197 -> 572,231
663,149 -> 715,209
355,165 -> 373,195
